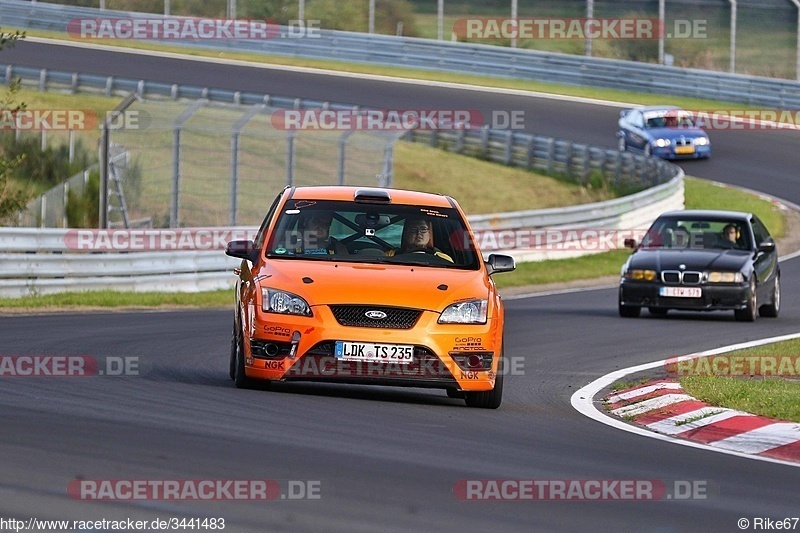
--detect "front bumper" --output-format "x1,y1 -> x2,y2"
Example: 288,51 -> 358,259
619,280 -> 749,311
653,145 -> 711,160
243,305 -> 502,391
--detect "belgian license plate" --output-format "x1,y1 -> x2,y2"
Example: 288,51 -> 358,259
660,286 -> 702,298
675,145 -> 695,155
334,341 -> 414,364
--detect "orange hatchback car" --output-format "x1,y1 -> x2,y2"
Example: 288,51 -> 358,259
225,186 -> 515,408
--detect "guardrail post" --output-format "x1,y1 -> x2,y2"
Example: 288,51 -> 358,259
39,68 -> 46,91
430,128 -> 438,148
105,76 -> 113,97
71,72 -> 78,94
40,195 -> 46,229
480,126 -> 490,158
581,146 -> 590,184
40,129 -> 46,151
565,141 -> 574,179
545,138 -> 555,174
525,135 -> 535,170
4,66 -> 11,86
171,84 -> 179,99
504,131 -> 513,165
455,127 -> 465,153
68,130 -> 74,163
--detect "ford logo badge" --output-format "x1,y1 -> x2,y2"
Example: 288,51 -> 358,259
365,310 -> 387,320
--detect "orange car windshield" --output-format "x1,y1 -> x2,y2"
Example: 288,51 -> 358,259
265,200 -> 480,269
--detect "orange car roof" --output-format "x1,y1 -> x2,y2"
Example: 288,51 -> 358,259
288,186 -> 454,208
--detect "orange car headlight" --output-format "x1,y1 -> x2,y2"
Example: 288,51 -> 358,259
261,288 -> 312,316
438,299 -> 488,324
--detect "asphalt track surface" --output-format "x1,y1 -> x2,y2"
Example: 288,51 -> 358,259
2,41 -> 800,532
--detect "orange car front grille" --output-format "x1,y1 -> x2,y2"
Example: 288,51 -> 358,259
329,305 -> 422,329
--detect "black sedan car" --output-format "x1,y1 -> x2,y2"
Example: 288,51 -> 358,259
618,210 -> 780,321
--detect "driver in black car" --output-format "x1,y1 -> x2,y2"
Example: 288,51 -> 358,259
720,223 -> 740,248
388,217 -> 453,262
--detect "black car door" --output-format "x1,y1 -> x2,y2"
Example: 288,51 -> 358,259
751,216 -> 778,295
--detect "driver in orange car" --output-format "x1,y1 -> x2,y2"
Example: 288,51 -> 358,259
387,217 -> 453,262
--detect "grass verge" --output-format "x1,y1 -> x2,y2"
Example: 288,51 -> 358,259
680,338 -> 800,423
0,289 -> 231,311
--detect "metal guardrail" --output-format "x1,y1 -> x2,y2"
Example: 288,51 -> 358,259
1,0 -> 800,108
0,172 -> 683,297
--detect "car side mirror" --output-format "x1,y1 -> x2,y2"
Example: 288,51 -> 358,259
620,110 -> 629,119
486,254 -> 515,275
624,238 -> 637,249
758,240 -> 776,253
226,239 -> 260,264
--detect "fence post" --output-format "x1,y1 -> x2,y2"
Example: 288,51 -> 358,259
337,131 -> 355,186
170,99 -> 207,228
286,131 -> 295,186
40,129 -> 46,151
62,181 -> 69,228
40,195 -> 46,229
68,130 -> 74,164
229,132 -> 239,226
382,142 -> 394,188
99,124 -> 109,229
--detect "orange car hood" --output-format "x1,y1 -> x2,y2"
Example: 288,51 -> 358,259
259,259 -> 491,311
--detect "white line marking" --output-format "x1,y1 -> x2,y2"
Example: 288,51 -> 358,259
605,382 -> 683,404
610,394 -> 694,417
712,423 -> 800,454
571,331 -> 800,468
646,408 -> 744,435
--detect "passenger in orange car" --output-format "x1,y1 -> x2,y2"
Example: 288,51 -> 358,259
387,217 -> 453,262
297,211 -> 348,255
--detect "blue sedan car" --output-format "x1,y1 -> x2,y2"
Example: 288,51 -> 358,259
617,106 -> 711,160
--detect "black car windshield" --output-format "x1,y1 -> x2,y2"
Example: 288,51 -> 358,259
641,217 -> 752,251
265,200 -> 481,270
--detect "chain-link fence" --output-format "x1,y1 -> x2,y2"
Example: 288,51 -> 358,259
104,98 -> 401,228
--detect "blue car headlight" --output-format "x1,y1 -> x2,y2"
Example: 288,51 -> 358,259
694,137 -> 709,146
654,139 -> 671,148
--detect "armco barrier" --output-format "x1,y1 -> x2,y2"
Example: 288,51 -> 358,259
0,0 -> 799,108
0,174 -> 682,298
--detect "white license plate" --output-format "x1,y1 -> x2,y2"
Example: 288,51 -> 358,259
660,286 -> 702,298
334,341 -> 414,364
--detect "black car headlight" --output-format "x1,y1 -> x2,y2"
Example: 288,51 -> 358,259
706,271 -> 744,283
261,288 -> 312,316
625,269 -> 657,281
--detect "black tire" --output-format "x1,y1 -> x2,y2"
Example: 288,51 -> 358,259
229,321 -> 237,381
618,136 -> 627,152
734,277 -> 757,322
233,325 -> 257,389
446,388 -> 465,399
759,274 -> 780,318
464,358 -> 504,409
648,307 -> 668,317
619,303 -> 641,318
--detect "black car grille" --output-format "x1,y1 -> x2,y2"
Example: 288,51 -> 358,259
330,305 -> 422,329
661,271 -> 702,285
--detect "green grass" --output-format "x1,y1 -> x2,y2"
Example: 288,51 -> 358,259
678,339 -> 800,423
0,289 -> 231,310
684,176 -> 785,238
